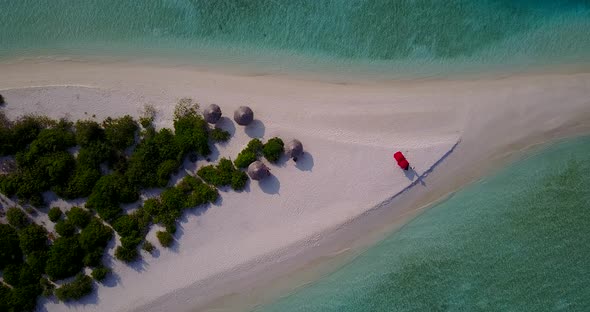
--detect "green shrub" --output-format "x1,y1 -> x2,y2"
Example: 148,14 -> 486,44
24,127 -> 76,161
83,249 -> 104,267
174,106 -> 210,156
102,115 -> 138,150
0,224 -> 23,269
6,283 -> 42,311
142,241 -> 155,253
181,176 -> 219,207
0,94 -> 4,104
197,158 -> 247,191
7,207 -> 29,229
45,236 -> 84,281
26,250 -> 48,274
3,263 -> 22,286
91,265 -> 110,282
48,207 -> 63,222
6,283 -> 42,312
0,283 -> 11,311
156,231 -> 173,248
126,128 -> 182,188
74,120 -> 104,147
79,218 -> 113,252
10,115 -> 52,154
262,137 -> 284,163
156,159 -> 179,187
210,128 -> 230,142
18,224 -> 48,255
247,138 -> 264,152
40,277 -> 55,297
55,273 -> 93,301
114,245 -> 138,263
65,207 -> 92,229
10,264 -> 41,287
54,220 -> 76,237
234,139 -> 263,168
86,174 -> 138,221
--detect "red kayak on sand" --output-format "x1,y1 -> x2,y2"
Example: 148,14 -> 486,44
393,151 -> 410,170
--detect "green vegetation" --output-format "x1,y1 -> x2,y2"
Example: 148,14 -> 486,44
54,220 -> 76,237
7,207 -> 29,229
0,93 -> 4,105
115,245 -> 138,263
65,207 -> 92,228
48,207 -> 63,222
0,101 -> 295,309
142,241 -> 155,253
173,99 -> 211,156
156,230 -> 174,247
40,277 -> 55,297
55,273 -> 93,301
234,138 -> 263,168
210,128 -> 231,142
45,236 -> 84,280
74,120 -> 104,147
91,265 -> 110,282
0,224 -> 22,269
18,224 -> 48,255
102,115 -> 138,150
86,174 -> 138,221
198,158 -> 248,191
263,137 -> 284,163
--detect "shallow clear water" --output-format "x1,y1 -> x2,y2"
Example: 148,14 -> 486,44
2,1 -> 590,77
255,136 -> 590,311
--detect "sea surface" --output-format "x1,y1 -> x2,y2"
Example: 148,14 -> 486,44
1,1 -> 590,78
254,136 -> 590,311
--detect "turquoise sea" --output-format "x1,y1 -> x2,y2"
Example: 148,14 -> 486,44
255,136 -> 590,312
1,1 -> 590,77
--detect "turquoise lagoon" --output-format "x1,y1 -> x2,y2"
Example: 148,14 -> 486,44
255,136 -> 590,311
2,1 -> 590,77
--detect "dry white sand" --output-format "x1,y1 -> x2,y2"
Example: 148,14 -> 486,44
0,60 -> 589,312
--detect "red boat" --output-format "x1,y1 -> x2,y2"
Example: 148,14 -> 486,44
393,151 -> 410,170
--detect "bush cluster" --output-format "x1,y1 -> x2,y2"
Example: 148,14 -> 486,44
48,207 -> 63,222
262,137 -> 284,163
86,173 -> 138,221
112,210 -> 150,263
234,138 -> 263,168
7,207 -> 29,229
210,128 -> 231,142
197,158 -> 248,191
144,176 -> 217,233
55,273 -> 93,301
0,224 -> 22,269
174,105 -> 211,157
102,115 -> 138,151
126,128 -> 182,188
156,231 -> 174,247
91,265 -> 111,282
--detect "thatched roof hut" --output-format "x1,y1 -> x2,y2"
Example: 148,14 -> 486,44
203,104 -> 222,124
285,139 -> 303,161
234,106 -> 254,126
247,160 -> 270,181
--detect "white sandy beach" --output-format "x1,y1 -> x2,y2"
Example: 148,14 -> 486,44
1,60 -> 589,312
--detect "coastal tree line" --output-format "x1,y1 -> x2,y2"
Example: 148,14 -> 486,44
0,97 -> 289,311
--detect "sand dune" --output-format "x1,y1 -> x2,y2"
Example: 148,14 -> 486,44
0,60 -> 589,312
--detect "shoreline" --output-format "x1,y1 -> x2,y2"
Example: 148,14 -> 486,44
0,60 -> 589,312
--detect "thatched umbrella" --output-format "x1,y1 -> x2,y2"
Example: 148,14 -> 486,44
203,104 -> 222,124
234,106 -> 254,126
285,139 -> 304,161
247,161 -> 270,181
